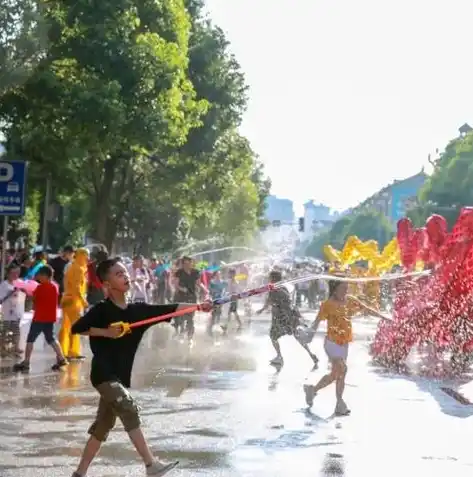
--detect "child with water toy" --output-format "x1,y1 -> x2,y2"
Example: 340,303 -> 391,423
304,279 -> 390,416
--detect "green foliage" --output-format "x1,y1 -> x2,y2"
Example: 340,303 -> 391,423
410,131 -> 473,227
307,130 -> 473,260
305,229 -> 331,259
0,0 -> 49,97
306,210 -> 395,259
0,0 -> 270,252
344,210 -> 394,246
7,188 -> 41,246
326,216 -> 352,249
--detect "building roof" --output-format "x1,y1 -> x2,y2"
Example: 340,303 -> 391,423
459,123 -> 472,135
351,170 -> 427,212
303,200 -> 329,209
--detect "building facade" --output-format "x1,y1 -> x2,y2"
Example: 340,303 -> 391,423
264,195 -> 295,223
302,201 -> 339,240
350,170 -> 427,223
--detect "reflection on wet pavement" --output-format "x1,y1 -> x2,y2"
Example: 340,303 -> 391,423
0,315 -> 473,476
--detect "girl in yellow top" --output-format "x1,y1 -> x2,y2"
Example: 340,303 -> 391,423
303,279 -> 388,416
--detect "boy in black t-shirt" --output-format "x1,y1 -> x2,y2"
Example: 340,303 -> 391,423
70,258 -> 211,477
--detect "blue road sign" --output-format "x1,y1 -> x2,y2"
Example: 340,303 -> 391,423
0,160 -> 27,216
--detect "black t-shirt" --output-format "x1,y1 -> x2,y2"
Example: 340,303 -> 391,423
175,268 -> 200,299
71,299 -> 178,388
49,256 -> 68,292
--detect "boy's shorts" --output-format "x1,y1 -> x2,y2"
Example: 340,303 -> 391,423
27,322 -> 55,344
229,301 -> 238,313
88,381 -> 141,441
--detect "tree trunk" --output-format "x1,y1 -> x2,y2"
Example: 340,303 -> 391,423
94,156 -> 136,253
104,220 -> 117,254
93,157 -> 118,250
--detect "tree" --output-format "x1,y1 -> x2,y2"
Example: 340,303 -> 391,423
132,1 -> 269,248
0,0 -> 270,251
306,210 -> 394,259
326,216 -> 352,249
101,0 -> 270,253
0,0 -> 49,97
410,131 -> 473,227
2,0 -> 206,250
251,162 -> 272,229
305,229 -> 331,259
305,215 -> 352,259
161,2 -> 254,233
343,210 -> 394,247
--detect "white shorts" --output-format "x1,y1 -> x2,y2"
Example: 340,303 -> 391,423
324,338 -> 349,360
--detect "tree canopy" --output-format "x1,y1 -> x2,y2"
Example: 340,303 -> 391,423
0,0 -> 49,97
306,210 -> 395,259
409,130 -> 473,227
0,0 -> 270,254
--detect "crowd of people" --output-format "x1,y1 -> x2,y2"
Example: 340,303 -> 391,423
0,246 -> 397,476
0,247 -> 259,360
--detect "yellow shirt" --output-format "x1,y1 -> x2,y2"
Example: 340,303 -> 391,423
317,296 -> 362,345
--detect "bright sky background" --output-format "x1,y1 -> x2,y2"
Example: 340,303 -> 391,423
205,0 -> 473,215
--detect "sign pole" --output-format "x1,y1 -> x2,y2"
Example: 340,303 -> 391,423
1,215 -> 8,279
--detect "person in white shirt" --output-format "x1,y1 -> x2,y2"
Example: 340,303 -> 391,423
129,255 -> 150,303
0,265 -> 26,356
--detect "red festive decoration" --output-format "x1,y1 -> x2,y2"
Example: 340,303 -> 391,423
372,208 -> 473,366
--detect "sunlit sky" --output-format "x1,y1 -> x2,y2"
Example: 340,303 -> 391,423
206,0 -> 473,215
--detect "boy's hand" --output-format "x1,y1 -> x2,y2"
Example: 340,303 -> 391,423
104,324 -> 126,338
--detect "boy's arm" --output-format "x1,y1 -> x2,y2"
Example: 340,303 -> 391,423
256,295 -> 270,314
130,303 -> 177,323
348,295 -> 390,320
71,305 -> 134,339
132,302 -> 212,326
311,314 -> 323,332
311,303 -> 327,331
71,306 -> 104,335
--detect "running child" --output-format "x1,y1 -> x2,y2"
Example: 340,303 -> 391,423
256,270 -> 318,368
69,257 -> 212,477
13,265 -> 68,371
303,279 -> 388,416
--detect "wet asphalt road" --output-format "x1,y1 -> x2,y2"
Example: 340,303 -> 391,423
1,310 -> 473,477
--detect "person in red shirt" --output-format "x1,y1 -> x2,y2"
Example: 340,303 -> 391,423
13,265 -> 68,372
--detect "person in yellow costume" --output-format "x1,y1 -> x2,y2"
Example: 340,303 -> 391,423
59,248 -> 89,360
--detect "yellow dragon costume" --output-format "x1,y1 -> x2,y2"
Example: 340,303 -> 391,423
59,248 -> 89,359
324,236 -> 400,308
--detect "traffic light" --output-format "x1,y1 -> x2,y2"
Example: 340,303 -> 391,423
298,217 -> 305,232
272,220 -> 281,227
